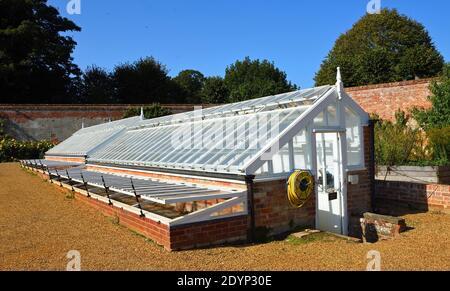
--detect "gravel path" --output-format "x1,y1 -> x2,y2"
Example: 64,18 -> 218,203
0,163 -> 449,271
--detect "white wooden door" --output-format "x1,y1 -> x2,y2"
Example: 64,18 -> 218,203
315,132 -> 344,234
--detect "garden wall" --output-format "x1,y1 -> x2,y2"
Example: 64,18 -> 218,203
375,180 -> 450,214
0,79 -> 433,141
0,104 -> 202,141
346,78 -> 432,121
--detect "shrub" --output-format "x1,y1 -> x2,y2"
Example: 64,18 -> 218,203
0,138 -> 54,163
413,63 -> 450,163
0,119 -> 54,163
427,126 -> 450,163
374,111 -> 430,167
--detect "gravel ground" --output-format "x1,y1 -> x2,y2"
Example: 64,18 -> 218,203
0,163 -> 449,271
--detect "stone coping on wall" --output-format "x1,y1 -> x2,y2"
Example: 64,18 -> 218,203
345,78 -> 434,92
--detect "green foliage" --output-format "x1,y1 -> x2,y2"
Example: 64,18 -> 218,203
80,66 -> 115,104
0,119 -> 54,163
413,64 -> 450,162
413,64 -> 450,129
0,137 -> 53,163
113,57 -> 184,104
224,57 -> 297,102
173,70 -> 205,104
427,127 -> 450,162
0,0 -> 81,103
315,9 -> 444,87
122,104 -> 172,119
201,76 -> 229,104
374,111 -> 429,167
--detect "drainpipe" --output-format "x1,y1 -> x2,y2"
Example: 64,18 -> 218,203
368,119 -> 377,211
245,175 -> 256,243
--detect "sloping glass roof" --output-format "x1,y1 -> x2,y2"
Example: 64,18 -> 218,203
46,116 -> 142,157
88,106 -> 310,173
87,86 -> 335,174
133,85 -> 332,129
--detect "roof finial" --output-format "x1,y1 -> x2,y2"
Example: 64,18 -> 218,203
140,107 -> 145,120
81,119 -> 85,129
336,67 -> 344,100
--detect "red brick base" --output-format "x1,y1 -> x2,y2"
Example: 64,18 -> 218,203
38,169 -> 248,251
375,180 -> 450,213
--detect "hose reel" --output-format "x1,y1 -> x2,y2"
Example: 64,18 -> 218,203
287,170 -> 314,208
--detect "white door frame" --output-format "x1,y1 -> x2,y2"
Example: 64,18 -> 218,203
311,128 -> 348,235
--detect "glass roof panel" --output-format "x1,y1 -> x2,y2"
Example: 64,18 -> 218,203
46,116 -> 142,156
88,106 -> 309,174
135,85 -> 332,129
49,85 -> 338,175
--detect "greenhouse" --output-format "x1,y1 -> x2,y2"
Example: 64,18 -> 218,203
28,69 -> 373,251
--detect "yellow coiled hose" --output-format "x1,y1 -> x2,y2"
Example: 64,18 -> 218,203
287,170 -> 314,208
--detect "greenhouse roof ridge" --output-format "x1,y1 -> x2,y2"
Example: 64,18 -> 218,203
75,115 -> 142,135
46,115 -> 143,157
131,85 -> 334,130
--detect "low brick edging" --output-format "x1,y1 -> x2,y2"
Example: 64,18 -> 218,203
31,168 -> 248,251
76,191 -> 249,251
375,180 -> 450,213
170,216 -> 248,251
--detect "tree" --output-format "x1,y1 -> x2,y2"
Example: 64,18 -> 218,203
122,104 -> 172,119
112,57 -> 183,104
201,76 -> 229,104
224,57 -> 297,102
173,70 -> 205,104
315,9 -> 444,87
0,0 -> 81,103
80,66 -> 114,104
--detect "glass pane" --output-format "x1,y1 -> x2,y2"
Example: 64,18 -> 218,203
345,106 -> 362,166
272,143 -> 290,174
326,103 -> 339,126
314,111 -> 325,126
293,129 -> 311,170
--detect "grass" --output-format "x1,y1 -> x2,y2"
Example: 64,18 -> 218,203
285,232 -> 339,245
109,214 -> 120,225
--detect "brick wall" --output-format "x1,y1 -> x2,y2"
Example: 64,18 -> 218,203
76,191 -> 248,251
0,104 -> 205,141
252,179 -> 316,237
75,192 -> 171,248
347,79 -> 432,121
375,181 -> 450,213
170,216 -> 248,251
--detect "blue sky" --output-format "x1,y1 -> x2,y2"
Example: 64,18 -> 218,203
48,0 -> 450,88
